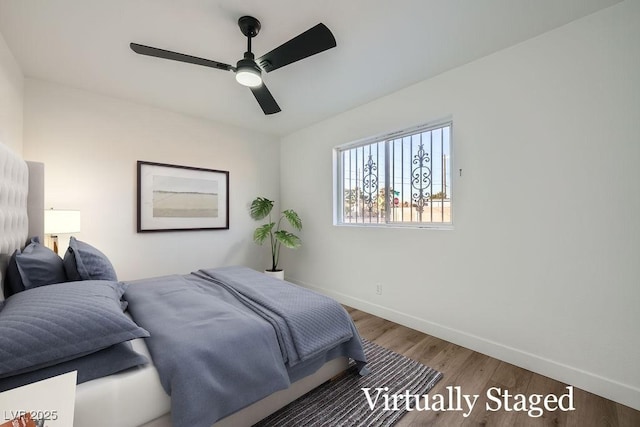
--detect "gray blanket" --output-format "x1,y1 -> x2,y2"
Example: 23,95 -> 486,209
125,267 -> 367,427
197,266 -> 357,366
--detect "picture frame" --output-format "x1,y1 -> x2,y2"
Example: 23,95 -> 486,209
137,161 -> 229,232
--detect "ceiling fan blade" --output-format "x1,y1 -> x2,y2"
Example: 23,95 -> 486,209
130,43 -> 233,71
257,23 -> 336,73
250,84 -> 281,115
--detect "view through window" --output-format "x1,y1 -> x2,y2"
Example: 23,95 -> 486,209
336,121 -> 452,226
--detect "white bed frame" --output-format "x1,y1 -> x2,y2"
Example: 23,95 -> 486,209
0,142 -> 347,427
140,358 -> 347,427
73,337 -> 347,427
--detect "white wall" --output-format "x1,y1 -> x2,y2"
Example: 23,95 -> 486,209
23,79 -> 280,280
0,30 -> 23,153
280,0 -> 640,410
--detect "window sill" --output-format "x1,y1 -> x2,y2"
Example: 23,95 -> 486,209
334,222 -> 454,231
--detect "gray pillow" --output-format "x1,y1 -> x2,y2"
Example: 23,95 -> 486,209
5,237 -> 67,297
63,237 -> 117,281
0,341 -> 148,392
0,280 -> 149,378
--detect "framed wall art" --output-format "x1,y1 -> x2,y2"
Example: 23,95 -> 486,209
137,161 -> 229,232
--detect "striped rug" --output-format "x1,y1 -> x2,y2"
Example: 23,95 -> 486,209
254,340 -> 443,427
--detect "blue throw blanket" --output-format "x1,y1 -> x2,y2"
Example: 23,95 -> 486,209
125,267 -> 367,427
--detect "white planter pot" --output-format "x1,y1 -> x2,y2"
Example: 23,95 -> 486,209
264,270 -> 284,280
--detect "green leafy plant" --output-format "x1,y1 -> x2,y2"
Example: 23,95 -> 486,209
250,197 -> 302,272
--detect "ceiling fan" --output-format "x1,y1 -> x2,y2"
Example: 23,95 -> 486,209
130,16 -> 336,115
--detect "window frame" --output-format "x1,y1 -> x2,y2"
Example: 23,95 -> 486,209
333,119 -> 453,229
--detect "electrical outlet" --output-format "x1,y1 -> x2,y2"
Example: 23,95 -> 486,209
376,283 -> 383,295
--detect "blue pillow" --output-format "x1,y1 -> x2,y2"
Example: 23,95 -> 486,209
0,341 -> 148,392
5,237 -> 67,296
63,237 -> 117,281
0,280 -> 149,379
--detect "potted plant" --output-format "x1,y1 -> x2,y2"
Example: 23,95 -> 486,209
250,196 -> 302,279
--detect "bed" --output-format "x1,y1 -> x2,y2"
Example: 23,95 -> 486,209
0,142 -> 367,427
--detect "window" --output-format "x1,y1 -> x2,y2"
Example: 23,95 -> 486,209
335,121 -> 452,227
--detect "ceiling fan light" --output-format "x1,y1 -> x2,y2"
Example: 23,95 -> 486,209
236,69 -> 262,87
235,59 -> 262,87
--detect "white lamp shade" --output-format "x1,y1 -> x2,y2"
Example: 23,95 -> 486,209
44,210 -> 81,234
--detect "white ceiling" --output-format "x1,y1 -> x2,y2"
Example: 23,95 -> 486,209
0,0 -> 621,137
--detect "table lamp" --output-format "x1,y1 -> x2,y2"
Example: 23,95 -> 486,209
44,209 -> 81,254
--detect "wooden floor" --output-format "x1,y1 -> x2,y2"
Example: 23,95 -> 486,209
347,307 -> 640,427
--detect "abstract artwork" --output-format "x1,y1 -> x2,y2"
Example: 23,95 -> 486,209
137,161 -> 229,232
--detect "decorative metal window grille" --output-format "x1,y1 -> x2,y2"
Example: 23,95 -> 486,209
336,121 -> 452,226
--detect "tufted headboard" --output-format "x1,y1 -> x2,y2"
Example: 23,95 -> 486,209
0,142 -> 44,300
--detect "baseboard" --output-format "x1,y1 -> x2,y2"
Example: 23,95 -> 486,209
289,276 -> 640,411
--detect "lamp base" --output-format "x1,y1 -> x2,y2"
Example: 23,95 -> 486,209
46,235 -> 59,255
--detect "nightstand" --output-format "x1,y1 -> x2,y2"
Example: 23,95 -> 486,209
0,371 -> 76,427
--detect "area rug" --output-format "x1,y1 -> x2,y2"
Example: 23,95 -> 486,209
254,339 -> 443,427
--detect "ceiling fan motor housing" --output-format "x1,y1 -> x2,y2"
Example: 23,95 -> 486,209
235,52 -> 262,87
237,51 -> 260,71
